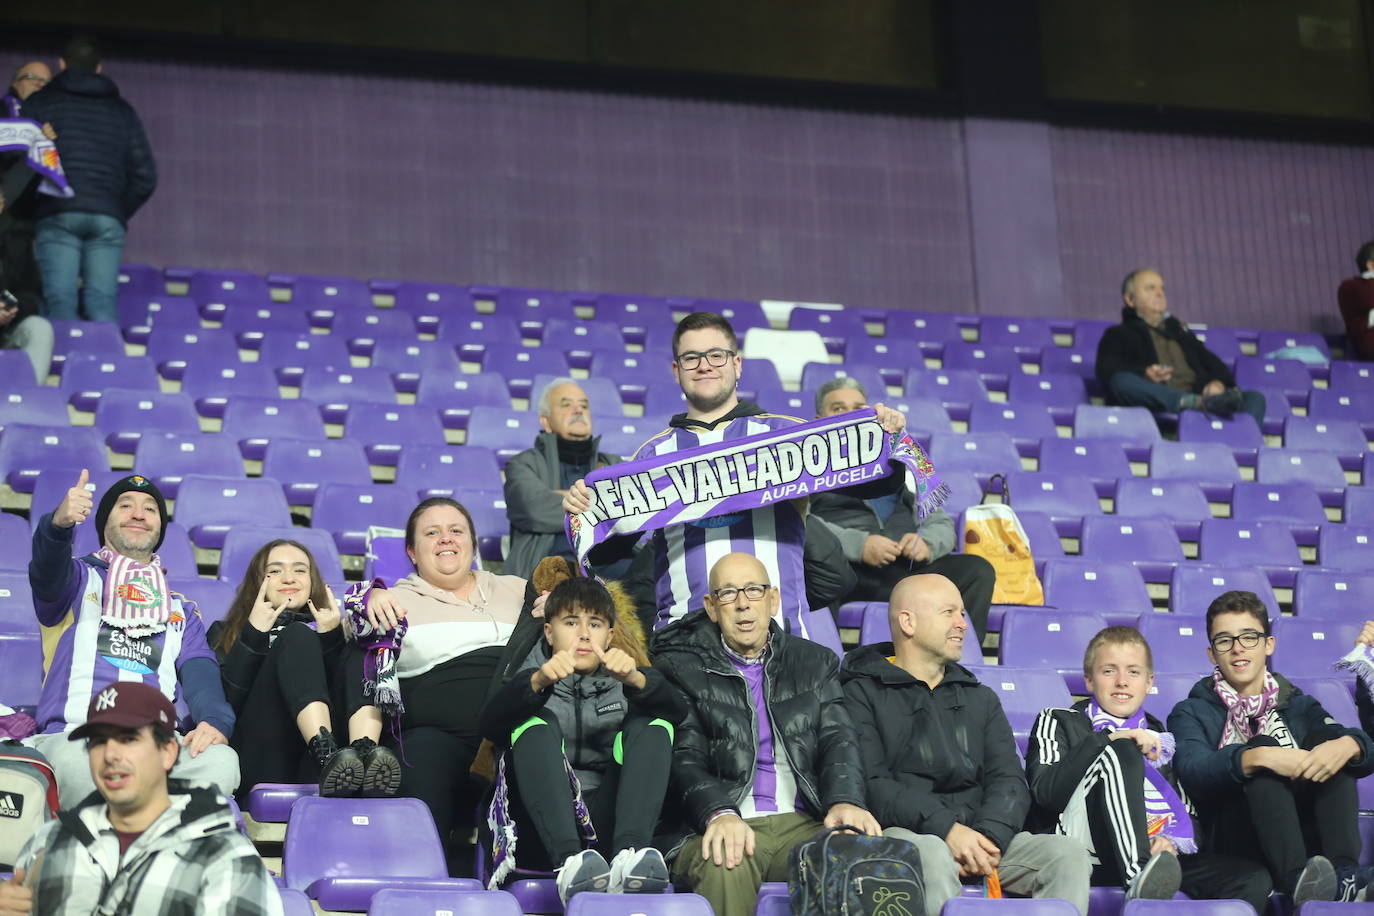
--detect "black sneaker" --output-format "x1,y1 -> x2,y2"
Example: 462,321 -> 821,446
1125,849 -> 1182,900
1201,387 -> 1245,418
352,737 -> 402,797
1293,855 -> 1337,906
1336,864 -> 1374,902
310,727 -> 363,797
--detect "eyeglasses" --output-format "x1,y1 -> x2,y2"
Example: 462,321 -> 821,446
675,348 -> 735,370
1209,630 -> 1265,653
711,584 -> 769,604
16,73 -> 47,85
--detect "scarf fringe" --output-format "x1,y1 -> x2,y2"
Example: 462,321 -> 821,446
915,480 -> 953,520
1334,646 -> 1374,688
1170,837 -> 1198,855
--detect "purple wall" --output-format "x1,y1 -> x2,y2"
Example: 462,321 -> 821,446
19,51 -> 1374,331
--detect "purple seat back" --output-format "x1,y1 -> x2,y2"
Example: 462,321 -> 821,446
262,437 -> 371,505
311,483 -> 418,555
788,307 -> 867,353
175,474 -> 293,549
965,664 -> 1073,739
1328,360 -> 1374,390
998,607 -> 1109,687
0,424 -> 108,493
256,334 -> 352,387
886,311 -> 961,352
1234,356 -> 1313,404
565,892 -> 713,915
1170,564 -> 1279,618
368,888 -> 523,916
186,269 -> 270,307
1318,524 -> 1374,572
330,310 -> 419,354
890,399 -> 953,438
0,388 -> 70,430
464,492 -> 512,561
288,275 -> 374,312
415,371 -> 512,429
1149,440 -> 1242,501
1072,404 -> 1160,461
489,288 -> 577,337
939,470 -> 987,516
966,402 -> 1057,457
0,515 -> 31,575
1257,448 -> 1347,505
1309,388 -> 1374,433
94,389 -> 201,455
904,368 -> 988,421
588,350 -> 665,402
370,338 -> 462,394
476,344 -> 570,400
1197,519 -> 1302,587
941,897 -> 1081,914
116,263 -> 165,298
1282,416 -> 1367,470
843,337 -> 924,387
167,577 -> 237,627
1145,672 -> 1200,722
60,353 -> 161,412
1292,568 -> 1374,619
1005,371 -> 1089,424
1120,899 -> 1253,915
439,314 -> 524,354
978,316 -> 1055,354
1272,618 -> 1362,678
221,397 -> 328,460
221,305 -> 312,342
642,382 -> 690,422
598,418 -> 659,459
1079,516 -> 1184,583
49,319 -> 126,368
135,432 -> 245,498
940,341 -> 1023,390
1036,438 -> 1130,498
1042,557 -> 1151,626
801,363 -> 888,404
180,360 -> 280,419
393,444 -> 502,499
299,367 -> 397,423
540,317 -> 625,359
465,408 -> 543,466
0,350 -> 41,389
0,570 -> 37,633
1135,614 -> 1212,675
1004,471 -> 1102,538
143,327 -> 241,383
342,404 -> 448,465
1114,479 -> 1211,540
1230,481 -> 1326,545
0,634 -> 44,708
930,432 -> 1021,481
592,294 -> 671,346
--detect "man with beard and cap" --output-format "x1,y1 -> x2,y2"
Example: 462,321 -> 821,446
504,378 -> 624,580
25,470 -> 239,808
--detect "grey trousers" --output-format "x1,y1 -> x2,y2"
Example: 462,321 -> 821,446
2,314 -> 54,383
29,729 -> 241,809
884,827 -> 1092,916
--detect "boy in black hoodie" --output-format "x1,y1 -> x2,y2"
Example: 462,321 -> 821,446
1026,626 -> 1271,911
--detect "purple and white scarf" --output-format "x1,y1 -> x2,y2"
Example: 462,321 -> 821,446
1334,643 -> 1374,692
0,119 -> 74,198
566,408 -> 947,575
486,748 -> 596,888
343,580 -> 409,715
1086,701 -> 1195,854
1212,667 -> 1293,749
95,547 -> 172,638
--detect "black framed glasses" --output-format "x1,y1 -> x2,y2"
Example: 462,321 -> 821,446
1210,630 -> 1265,653
676,348 -> 736,370
711,584 -> 769,604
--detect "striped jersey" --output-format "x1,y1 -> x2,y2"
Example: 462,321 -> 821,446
634,403 -> 807,629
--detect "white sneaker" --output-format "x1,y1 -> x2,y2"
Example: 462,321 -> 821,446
608,847 -> 669,894
556,849 -> 611,904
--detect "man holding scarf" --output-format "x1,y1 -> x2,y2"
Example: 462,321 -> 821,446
1025,625 -> 1271,911
26,470 -> 239,808
1171,590 -> 1374,904
564,311 -> 911,630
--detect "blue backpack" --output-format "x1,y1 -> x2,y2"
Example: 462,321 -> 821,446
788,827 -> 924,916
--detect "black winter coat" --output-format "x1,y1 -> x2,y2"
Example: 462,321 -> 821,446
20,68 -> 156,224
650,610 -> 867,851
1095,307 -> 1235,396
841,643 -> 1029,852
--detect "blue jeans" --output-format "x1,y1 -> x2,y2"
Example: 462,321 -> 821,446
34,211 -> 126,322
1109,372 -> 1266,425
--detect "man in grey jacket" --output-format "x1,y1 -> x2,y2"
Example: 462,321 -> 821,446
504,378 -> 623,580
810,377 -> 996,638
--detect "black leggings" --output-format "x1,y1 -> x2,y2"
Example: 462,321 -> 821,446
506,714 -> 674,870
228,623 -> 370,797
1207,733 -> 1361,895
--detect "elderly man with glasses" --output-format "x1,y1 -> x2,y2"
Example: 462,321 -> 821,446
649,551 -> 880,916
3,61 -> 51,116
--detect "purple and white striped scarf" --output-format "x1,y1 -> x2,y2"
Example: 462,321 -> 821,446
566,408 -> 947,575
1334,643 -> 1374,691
95,546 -> 171,638
343,580 -> 409,715
0,118 -> 74,198
486,748 -> 596,888
1086,701 -> 1195,854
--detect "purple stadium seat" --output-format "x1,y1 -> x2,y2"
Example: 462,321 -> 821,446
940,470 -> 987,517
739,357 -> 784,395
221,397 -> 328,461
262,438 -> 372,505
221,305 -> 312,347
566,894 -> 711,915
1257,448 -> 1348,507
0,387 -> 69,431
1272,618 -> 1362,678
285,274 -> 374,312
343,403 -> 448,466
598,418 -> 659,459
476,343 -> 572,401
1293,568 -> 1374,619
1240,385 -> 1290,437
1177,411 -> 1264,465
0,570 -> 36,633
1188,327 -> 1242,367
145,327 -> 242,383
439,314 -> 525,359
801,363 -> 889,404
693,299 -> 768,335
1146,672 -> 1201,722
168,577 -> 237,626
1004,471 -> 1102,538
1136,614 -> 1215,675
330,310 -> 419,357
1073,404 -> 1160,462
93,389 -> 201,455
0,514 -> 32,575
1231,481 -> 1326,546
1036,438 -> 1131,499
48,319 -> 126,371
1042,557 -> 1151,627
1198,519 -> 1303,588
390,282 -> 475,334
799,607 -> 843,658
590,294 -> 670,347
1039,346 -> 1100,396
60,353 -> 160,413
978,316 -> 1055,357
463,491 -> 511,561
1283,416 -> 1368,472
0,349 -> 42,388
1060,318 -> 1112,351
1115,479 -> 1211,541
1329,360 -> 1374,391
1121,899 -> 1252,916
904,368 -> 989,422
186,268 -> 270,308
180,359 -> 280,419
369,337 -> 462,395
117,263 -> 165,298
788,307 -> 868,354
487,288 -> 577,338
0,633 -> 44,708
998,607 -> 1109,692
393,444 -> 503,499
1149,441 -> 1242,502
367,888 -> 523,916
299,367 -> 397,424
1318,524 -> 1374,572
311,483 -> 417,555
965,664 -> 1074,741
256,333 -> 352,388
118,294 -> 200,344
1005,372 -> 1089,425
930,432 -> 1022,484
1344,486 -> 1374,524
1309,388 -> 1374,437
941,341 -> 1024,391
1256,330 -> 1331,361
886,311 -> 962,358
966,402 -> 1057,459
539,318 -> 625,368
414,371 -> 512,430
532,374 -> 624,419
217,525 -> 345,586
643,382 -> 690,421
1234,356 -> 1312,406
134,432 -> 244,498
277,887 -> 313,916
843,337 -> 926,388
0,424 -> 108,492
589,350 -> 665,404
1170,564 -> 1279,617
246,783 -> 318,826
176,474 -> 293,549
942,897 -> 1081,914
283,796 -> 480,911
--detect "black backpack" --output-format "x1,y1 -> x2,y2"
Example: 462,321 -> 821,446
788,827 -> 924,916
0,740 -> 59,870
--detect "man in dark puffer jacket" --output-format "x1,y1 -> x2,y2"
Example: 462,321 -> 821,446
21,34 -> 156,323
650,552 -> 879,916
842,574 -> 1091,916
